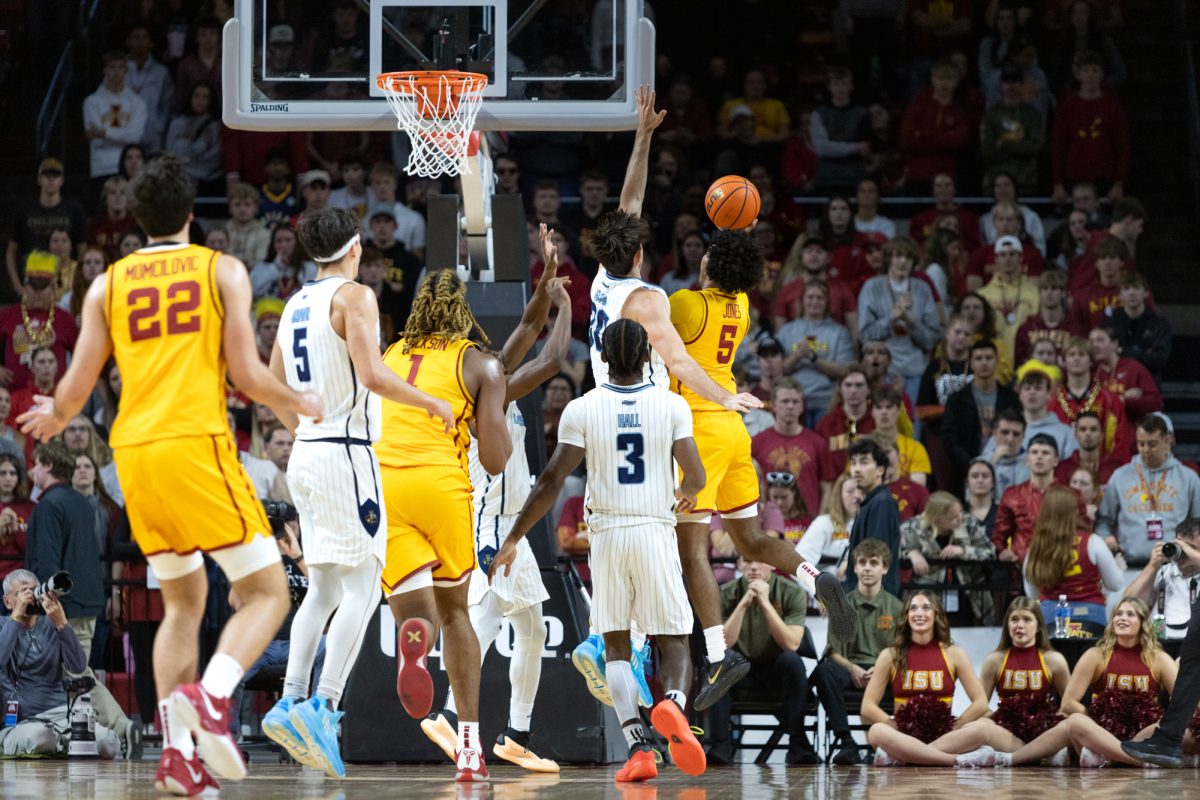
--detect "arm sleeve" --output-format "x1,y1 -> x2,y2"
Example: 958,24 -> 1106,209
899,519 -> 922,554
858,282 -> 895,340
809,112 -> 863,158
1124,317 -> 1172,372
0,618 -> 20,664
782,587 -> 809,626
962,517 -> 997,559
908,285 -> 942,351
1089,535 -> 1125,592
993,494 -> 1016,551
555,400 -> 586,449
1094,480 -> 1119,539
57,622 -> 87,674
796,516 -> 831,565
833,325 -> 856,364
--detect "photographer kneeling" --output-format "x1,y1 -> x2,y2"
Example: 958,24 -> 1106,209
0,569 -> 119,757
1124,517 -> 1200,641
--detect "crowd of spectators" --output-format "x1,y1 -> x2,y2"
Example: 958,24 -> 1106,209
2,0 -> 1198,762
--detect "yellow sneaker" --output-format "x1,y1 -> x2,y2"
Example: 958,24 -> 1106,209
420,712 -> 458,762
493,731 -> 560,773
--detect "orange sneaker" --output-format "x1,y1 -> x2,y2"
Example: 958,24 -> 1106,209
616,747 -> 658,782
650,700 -> 706,776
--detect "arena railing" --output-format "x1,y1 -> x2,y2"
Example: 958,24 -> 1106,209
34,0 -> 103,160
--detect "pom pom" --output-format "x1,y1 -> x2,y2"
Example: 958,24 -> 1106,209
1090,688 -> 1163,741
992,693 -> 1063,742
895,694 -> 956,743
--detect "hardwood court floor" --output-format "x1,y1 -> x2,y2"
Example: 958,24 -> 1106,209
0,759 -> 1193,799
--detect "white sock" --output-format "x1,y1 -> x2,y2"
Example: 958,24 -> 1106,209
200,653 -> 245,700
703,625 -> 726,664
665,689 -> 686,712
507,605 -> 546,733
794,561 -> 820,595
160,698 -> 194,759
607,660 -> 643,751
444,690 -> 458,716
458,721 -> 481,753
630,624 -> 647,653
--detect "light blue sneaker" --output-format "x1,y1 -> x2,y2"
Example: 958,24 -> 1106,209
287,695 -> 346,778
630,641 -> 653,708
262,697 -> 311,765
571,634 -> 612,706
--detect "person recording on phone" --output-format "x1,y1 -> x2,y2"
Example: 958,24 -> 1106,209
1124,517 -> 1200,641
0,569 -> 120,757
1122,524 -> 1200,768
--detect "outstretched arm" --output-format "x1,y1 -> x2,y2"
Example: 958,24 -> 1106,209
468,349 -> 512,475
624,288 -> 763,412
619,85 -> 667,217
490,441 -> 585,578
499,223 -> 560,371
506,278 -> 572,403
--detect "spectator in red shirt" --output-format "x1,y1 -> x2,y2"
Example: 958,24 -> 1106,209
1070,234 -> 1129,332
87,177 -> 141,264
900,60 -> 973,193
1051,336 -> 1131,458
531,228 -> 590,343
0,252 -> 78,390
1067,196 -> 1146,292
909,0 -> 974,67
772,235 -> 858,330
7,347 -> 56,432
1054,411 -> 1124,487
655,75 -> 715,152
871,432 -> 930,522
1014,270 -> 1082,365
908,173 -> 982,250
819,197 -> 871,288
221,129 -> 308,193
1088,325 -> 1163,419
0,453 -> 31,582
994,434 -> 1078,562
751,378 -> 837,521
965,201 -> 1045,287
1051,51 -> 1131,204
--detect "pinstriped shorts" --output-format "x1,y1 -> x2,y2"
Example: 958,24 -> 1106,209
590,522 -> 693,636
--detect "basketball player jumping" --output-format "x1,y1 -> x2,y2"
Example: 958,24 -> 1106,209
586,87 -> 855,709
258,208 -> 454,779
20,155 -> 323,796
492,318 -> 708,782
669,228 -> 857,710
422,224 -> 570,773
375,269 -> 511,782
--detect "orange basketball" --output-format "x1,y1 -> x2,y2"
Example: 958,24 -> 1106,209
704,175 -> 761,230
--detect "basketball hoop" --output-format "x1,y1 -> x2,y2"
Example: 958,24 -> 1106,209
377,70 -> 488,178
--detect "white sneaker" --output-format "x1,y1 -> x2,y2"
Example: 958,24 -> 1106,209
873,748 -> 903,767
1045,747 -> 1071,767
993,750 -> 1013,768
956,745 -> 996,768
1080,747 -> 1110,768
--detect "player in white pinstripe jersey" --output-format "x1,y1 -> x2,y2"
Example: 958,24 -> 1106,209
578,84 -> 764,709
263,208 -> 453,778
420,226 -> 571,772
491,318 -> 709,782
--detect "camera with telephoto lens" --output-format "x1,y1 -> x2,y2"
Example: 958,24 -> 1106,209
31,571 -> 72,614
262,500 -> 297,538
1162,541 -> 1184,562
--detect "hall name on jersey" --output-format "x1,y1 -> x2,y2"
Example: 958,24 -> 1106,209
124,254 -> 199,281
617,413 -> 641,429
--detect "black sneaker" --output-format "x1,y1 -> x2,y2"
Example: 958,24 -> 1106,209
831,737 -> 864,765
816,572 -> 857,642
707,745 -> 734,766
693,649 -> 751,711
122,719 -> 144,761
1121,737 -> 1184,769
786,748 -> 821,766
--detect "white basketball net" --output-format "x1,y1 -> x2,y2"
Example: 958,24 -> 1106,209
379,71 -> 487,178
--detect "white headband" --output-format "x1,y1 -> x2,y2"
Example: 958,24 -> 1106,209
313,233 -> 360,263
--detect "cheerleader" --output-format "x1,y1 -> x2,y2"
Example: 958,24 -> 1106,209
862,591 -> 996,766
932,597 -> 1072,757
995,598 -> 1177,767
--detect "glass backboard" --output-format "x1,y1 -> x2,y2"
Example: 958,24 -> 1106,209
222,0 -> 654,131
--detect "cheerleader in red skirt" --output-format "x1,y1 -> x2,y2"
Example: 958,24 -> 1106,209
996,598 -> 1177,767
862,591 -> 996,766
932,597 -> 1072,759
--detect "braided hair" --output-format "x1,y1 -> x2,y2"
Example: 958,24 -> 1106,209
399,269 -> 489,353
601,318 -> 650,381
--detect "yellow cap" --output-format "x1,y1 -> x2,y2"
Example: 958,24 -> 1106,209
25,250 -> 59,277
254,297 -> 286,322
1016,358 -> 1061,386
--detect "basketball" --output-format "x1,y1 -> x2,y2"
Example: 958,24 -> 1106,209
705,175 -> 761,230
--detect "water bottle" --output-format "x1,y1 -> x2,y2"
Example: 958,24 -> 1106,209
68,693 -> 98,758
1054,595 -> 1071,638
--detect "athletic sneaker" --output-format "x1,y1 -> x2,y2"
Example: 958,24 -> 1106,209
421,710 -> 458,762
455,747 -> 490,782
1080,747 -> 1110,768
154,747 -> 220,797
873,748 -> 903,767
693,649 -> 750,711
630,641 -> 654,708
169,683 -> 246,781
397,618 -> 435,719
571,634 -> 612,706
1045,747 -> 1070,767
616,745 -> 658,782
815,572 -> 857,643
955,745 -> 996,768
122,719 -> 144,761
262,697 -> 311,766
650,699 -> 706,776
288,696 -> 346,779
493,729 -> 559,772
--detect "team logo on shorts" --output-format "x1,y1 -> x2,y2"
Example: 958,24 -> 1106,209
359,498 -> 382,537
478,544 -> 497,574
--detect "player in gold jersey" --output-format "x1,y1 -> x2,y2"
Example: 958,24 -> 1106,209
667,229 -> 857,713
373,269 -> 510,783
20,156 -> 322,795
